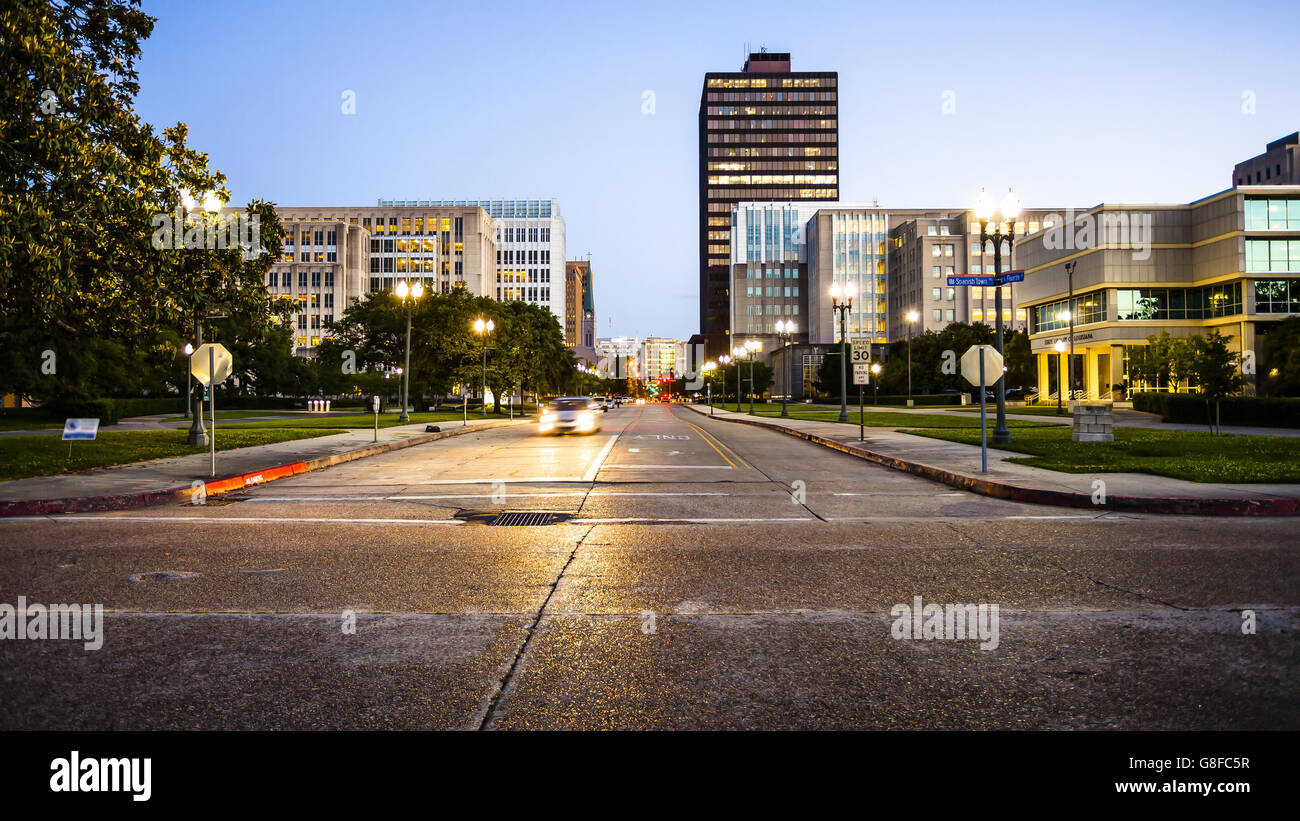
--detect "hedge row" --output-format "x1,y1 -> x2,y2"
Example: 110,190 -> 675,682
1131,392 -> 1300,428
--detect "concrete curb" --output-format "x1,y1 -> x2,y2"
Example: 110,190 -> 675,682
684,405 -> 1300,516
0,418 -> 529,517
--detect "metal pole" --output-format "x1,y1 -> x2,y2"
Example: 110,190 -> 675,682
991,221 -> 1011,445
187,316 -> 207,446
907,322 -> 913,402
859,385 -> 864,441
1056,350 -> 1063,414
748,354 -> 755,415
208,344 -> 216,478
1067,262 -> 1075,403
837,308 -> 848,423
781,338 -> 790,418
399,302 -> 411,423
480,339 -> 487,417
708,381 -> 713,416
979,355 -> 988,473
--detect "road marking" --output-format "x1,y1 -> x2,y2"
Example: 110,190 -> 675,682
676,414 -> 752,469
240,491 -> 730,502
598,465 -> 733,470
2,515 -> 465,525
571,516 -> 814,524
582,434 -> 619,481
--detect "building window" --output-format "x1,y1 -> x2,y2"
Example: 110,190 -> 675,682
1254,280 -> 1300,313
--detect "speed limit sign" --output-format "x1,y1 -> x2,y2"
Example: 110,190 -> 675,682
850,338 -> 872,364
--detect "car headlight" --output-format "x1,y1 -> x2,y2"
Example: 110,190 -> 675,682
577,411 -> 595,429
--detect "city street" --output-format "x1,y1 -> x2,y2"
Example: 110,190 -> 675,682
1,404 -> 1295,730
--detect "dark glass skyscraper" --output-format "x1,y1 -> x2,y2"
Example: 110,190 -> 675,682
697,51 -> 839,356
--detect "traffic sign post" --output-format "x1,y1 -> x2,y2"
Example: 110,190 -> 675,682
190,343 -> 233,477
961,345 -> 1004,474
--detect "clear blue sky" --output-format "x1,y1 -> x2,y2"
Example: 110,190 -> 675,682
135,0 -> 1297,341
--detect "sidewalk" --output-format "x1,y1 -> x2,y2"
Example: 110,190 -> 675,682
0,416 -> 527,515
688,405 -> 1300,515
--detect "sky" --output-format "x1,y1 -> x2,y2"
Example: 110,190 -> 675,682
134,0 -> 1298,341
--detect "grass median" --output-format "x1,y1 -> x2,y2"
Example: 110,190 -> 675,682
904,426 -> 1300,483
0,428 -> 346,481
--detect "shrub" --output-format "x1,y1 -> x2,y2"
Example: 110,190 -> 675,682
1131,392 -> 1300,428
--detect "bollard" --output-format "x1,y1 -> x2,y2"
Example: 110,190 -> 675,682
325,400 -> 330,413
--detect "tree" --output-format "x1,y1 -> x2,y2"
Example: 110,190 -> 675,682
1183,331 -> 1245,434
1261,316 -> 1300,397
1,1 -> 284,406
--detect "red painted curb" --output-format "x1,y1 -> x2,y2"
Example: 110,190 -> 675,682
685,406 -> 1300,517
0,418 -> 528,517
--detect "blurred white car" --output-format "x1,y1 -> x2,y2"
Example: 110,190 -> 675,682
538,397 -> 602,435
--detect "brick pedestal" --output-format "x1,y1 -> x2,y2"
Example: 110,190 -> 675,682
1072,401 -> 1114,442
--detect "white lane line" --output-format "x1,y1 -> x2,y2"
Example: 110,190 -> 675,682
581,434 -> 619,482
240,491 -> 731,503
2,515 -> 465,525
571,516 -> 814,524
413,477 -> 585,484
598,465 -> 733,470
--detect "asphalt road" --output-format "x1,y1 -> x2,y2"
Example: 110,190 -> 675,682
1,403 -> 1295,729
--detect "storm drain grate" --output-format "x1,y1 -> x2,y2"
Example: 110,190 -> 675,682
487,511 -> 572,527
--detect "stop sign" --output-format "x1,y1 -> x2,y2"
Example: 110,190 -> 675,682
960,345 -> 1004,387
190,343 -> 233,386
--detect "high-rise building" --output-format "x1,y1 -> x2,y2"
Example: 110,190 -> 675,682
261,217 -> 370,353
564,260 -> 588,347
698,51 -> 839,357
1234,131 -> 1299,186
640,337 -> 681,379
379,199 -> 566,325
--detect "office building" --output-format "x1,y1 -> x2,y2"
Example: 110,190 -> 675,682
379,199 -> 566,324
261,216 -> 370,352
1017,135 -> 1300,400
1234,131 -> 1299,186
640,337 -> 681,379
699,51 -> 839,357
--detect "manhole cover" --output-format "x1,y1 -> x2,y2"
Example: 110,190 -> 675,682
488,511 -> 572,527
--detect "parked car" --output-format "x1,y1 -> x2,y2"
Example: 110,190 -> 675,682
538,397 -> 602,435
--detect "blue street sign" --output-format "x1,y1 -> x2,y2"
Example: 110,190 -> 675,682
948,271 -> 1025,287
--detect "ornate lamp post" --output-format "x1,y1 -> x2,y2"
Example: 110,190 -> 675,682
871,362 -> 881,405
830,280 -> 856,422
774,319 -> 796,417
974,187 -> 1021,445
718,354 -> 731,414
905,309 -> 919,403
744,338 -> 761,414
472,316 -> 495,416
1054,339 -> 1066,414
731,346 -> 745,413
394,279 -> 424,422
703,360 -> 717,415
181,189 -> 225,446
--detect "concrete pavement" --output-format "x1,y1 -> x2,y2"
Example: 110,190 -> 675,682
1,404 -> 1295,730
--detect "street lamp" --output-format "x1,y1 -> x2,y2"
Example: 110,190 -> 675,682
1063,259 -> 1077,402
974,187 -> 1021,445
395,279 -> 423,422
1054,339 -> 1066,415
183,342 -> 194,419
744,338 -> 761,414
774,319 -> 796,417
871,362 -> 882,405
182,189 -> 225,446
731,346 -> 746,412
905,309 -> 920,403
703,360 -> 717,415
472,316 -> 495,416
718,354 -> 731,414
830,280 -> 856,422
1059,309 -> 1073,404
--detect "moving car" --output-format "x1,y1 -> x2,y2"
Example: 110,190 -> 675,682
602,397 -> 614,411
538,397 -> 603,435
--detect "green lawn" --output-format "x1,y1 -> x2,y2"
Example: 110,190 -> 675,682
0,416 -> 63,431
746,408 -> 1058,430
225,410 -> 524,430
904,426 -> 1300,483
0,428 -> 345,482
947,405 -> 1074,417
159,411 -> 290,422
